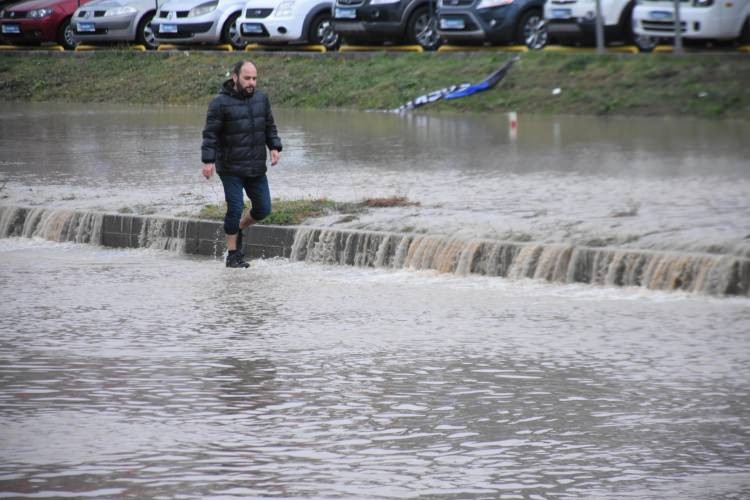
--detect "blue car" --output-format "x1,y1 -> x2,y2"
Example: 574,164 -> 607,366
436,0 -> 547,49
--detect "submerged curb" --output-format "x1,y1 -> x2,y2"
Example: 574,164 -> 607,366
99,210 -> 296,260
1,205 -> 748,296
0,205 -> 294,259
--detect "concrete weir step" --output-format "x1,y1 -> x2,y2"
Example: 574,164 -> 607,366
0,205 -> 294,260
96,209 -> 295,259
1,205 -> 748,296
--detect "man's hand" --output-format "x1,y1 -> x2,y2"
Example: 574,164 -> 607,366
270,150 -> 280,166
202,163 -> 215,179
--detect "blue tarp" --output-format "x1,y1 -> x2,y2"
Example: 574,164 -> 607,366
393,57 -> 517,112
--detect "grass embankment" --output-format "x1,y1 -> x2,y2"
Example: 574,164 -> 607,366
197,196 -> 417,226
1,51 -> 749,118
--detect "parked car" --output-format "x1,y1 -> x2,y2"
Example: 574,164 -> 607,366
237,0 -> 340,50
436,0 -> 547,49
0,0 -> 94,49
150,0 -> 246,48
544,0 -> 656,50
71,0 -> 158,49
0,0 -> 22,10
331,0 -> 442,51
632,0 -> 750,50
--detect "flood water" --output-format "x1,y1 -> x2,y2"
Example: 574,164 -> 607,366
0,238 -> 749,499
1,103 -> 750,498
1,103 -> 749,257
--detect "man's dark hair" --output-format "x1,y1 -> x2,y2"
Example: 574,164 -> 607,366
232,60 -> 253,76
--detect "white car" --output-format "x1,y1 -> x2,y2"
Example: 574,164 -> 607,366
151,0 -> 246,48
72,0 -> 158,49
544,0 -> 656,48
237,0 -> 340,50
633,0 -> 750,49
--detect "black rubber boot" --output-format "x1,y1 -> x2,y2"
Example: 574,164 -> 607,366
226,250 -> 250,268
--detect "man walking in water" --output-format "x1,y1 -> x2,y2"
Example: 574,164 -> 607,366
201,60 -> 283,268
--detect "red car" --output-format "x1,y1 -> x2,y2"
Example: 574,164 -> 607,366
0,0 -> 95,49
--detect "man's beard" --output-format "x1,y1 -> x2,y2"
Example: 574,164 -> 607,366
236,82 -> 255,96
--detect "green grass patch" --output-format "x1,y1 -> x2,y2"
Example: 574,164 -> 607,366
196,196 -> 417,225
1,51 -> 748,118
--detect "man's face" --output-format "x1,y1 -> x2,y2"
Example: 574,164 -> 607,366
233,63 -> 257,96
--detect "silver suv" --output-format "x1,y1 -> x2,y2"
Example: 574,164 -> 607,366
151,0 -> 246,48
72,0 -> 159,49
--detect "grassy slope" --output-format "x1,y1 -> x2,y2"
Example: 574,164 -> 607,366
1,51 -> 749,118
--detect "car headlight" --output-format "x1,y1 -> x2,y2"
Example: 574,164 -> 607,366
188,1 -> 217,17
476,0 -> 513,9
274,0 -> 294,17
370,0 -> 400,4
28,8 -> 55,18
104,6 -> 138,16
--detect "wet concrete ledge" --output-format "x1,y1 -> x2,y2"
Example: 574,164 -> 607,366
2,205 -> 749,296
0,205 -> 293,259
98,211 -> 296,260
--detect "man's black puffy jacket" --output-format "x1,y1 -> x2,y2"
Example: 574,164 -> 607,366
201,79 -> 283,177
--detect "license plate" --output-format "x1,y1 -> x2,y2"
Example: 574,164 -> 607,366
160,23 -> 178,33
439,18 -> 464,30
551,8 -> 571,19
241,23 -> 264,34
649,10 -> 672,20
334,7 -> 356,19
77,22 -> 96,32
1,24 -> 20,34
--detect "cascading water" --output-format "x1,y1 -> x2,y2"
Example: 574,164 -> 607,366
0,206 -> 103,244
0,205 -> 189,253
138,217 -> 188,253
2,205 -> 748,296
290,227 -> 750,296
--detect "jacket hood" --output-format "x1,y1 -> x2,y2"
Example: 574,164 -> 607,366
221,78 -> 255,99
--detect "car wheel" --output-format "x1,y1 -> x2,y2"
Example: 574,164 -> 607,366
56,17 -> 77,50
221,12 -> 247,49
136,12 -> 158,50
634,33 -> 659,52
407,7 -> 441,51
517,10 -> 547,50
309,13 -> 341,50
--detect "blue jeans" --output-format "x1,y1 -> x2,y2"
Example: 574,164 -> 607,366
219,174 -> 272,235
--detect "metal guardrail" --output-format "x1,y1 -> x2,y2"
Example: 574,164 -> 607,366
245,43 -> 326,53
0,44 -> 64,51
156,43 -> 234,51
438,45 -> 527,53
541,44 -> 639,54
0,43 -> 748,54
75,44 -> 146,52
339,44 -> 424,53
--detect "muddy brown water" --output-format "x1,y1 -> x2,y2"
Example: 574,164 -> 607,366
1,103 -> 749,498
